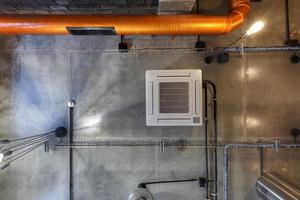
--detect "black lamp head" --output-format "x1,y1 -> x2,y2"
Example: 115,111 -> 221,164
290,54 -> 300,64
290,128 -> 300,142
55,127 -> 67,138
205,56 -> 213,64
198,177 -> 207,188
218,52 -> 229,63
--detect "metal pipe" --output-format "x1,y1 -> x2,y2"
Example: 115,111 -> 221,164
139,178 -> 199,187
55,141 -> 300,149
127,46 -> 300,53
256,172 -> 300,200
2,45 -> 299,54
225,46 -> 300,53
56,141 -> 215,147
223,146 -> 229,200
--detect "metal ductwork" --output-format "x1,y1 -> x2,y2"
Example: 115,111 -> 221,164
256,172 -> 300,200
0,0 -> 250,35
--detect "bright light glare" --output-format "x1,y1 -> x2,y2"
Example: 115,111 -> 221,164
246,117 -> 260,128
82,115 -> 102,127
0,153 -> 4,164
246,21 -> 264,36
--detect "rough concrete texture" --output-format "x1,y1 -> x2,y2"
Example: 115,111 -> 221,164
0,0 -> 158,15
158,0 -> 196,14
0,0 -> 299,200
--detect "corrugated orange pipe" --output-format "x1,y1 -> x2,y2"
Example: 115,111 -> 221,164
0,0 -> 250,35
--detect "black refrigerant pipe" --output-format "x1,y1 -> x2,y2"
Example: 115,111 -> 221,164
203,83 -> 209,199
204,80 -> 218,200
285,0 -> 290,43
69,105 -> 74,200
138,178 -> 199,188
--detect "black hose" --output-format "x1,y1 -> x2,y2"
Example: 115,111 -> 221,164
285,0 -> 290,42
259,147 -> 264,176
139,178 -> 199,188
204,83 -> 209,199
69,106 -> 74,200
204,80 -> 217,200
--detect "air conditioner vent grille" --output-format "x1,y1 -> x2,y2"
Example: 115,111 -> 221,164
159,82 -> 189,113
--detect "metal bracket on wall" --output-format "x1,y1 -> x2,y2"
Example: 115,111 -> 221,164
160,139 -> 167,153
44,141 -> 49,153
239,43 -> 245,56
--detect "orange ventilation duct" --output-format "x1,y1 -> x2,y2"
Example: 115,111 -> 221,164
0,0 -> 250,35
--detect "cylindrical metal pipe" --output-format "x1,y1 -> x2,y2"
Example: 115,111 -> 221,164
223,146 -> 229,200
256,172 -> 300,200
127,46 -> 300,53
223,143 -> 300,200
55,141 -> 300,148
225,46 -> 300,53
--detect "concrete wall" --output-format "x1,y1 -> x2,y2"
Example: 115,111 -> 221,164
0,0 -> 299,200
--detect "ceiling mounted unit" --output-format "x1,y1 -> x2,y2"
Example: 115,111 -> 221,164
146,70 -> 202,126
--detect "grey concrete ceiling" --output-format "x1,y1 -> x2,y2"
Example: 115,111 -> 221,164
0,0 -> 159,14
158,0 -> 196,14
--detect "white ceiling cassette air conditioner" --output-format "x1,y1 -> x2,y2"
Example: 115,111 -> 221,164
146,70 -> 202,126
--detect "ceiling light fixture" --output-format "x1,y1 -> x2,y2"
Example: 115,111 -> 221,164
205,21 -> 265,64
0,127 -> 67,170
244,21 -> 265,37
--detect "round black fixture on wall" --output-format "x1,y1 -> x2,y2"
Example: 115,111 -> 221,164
205,56 -> 213,64
290,128 -> 300,142
55,127 -> 68,137
290,53 -> 299,64
218,52 -> 229,63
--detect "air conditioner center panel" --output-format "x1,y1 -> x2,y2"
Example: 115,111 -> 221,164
146,70 -> 202,126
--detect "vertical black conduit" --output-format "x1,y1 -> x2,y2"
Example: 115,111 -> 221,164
285,0 -> 290,43
204,83 -> 209,199
69,105 -> 74,200
204,80 -> 217,200
259,147 -> 264,176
